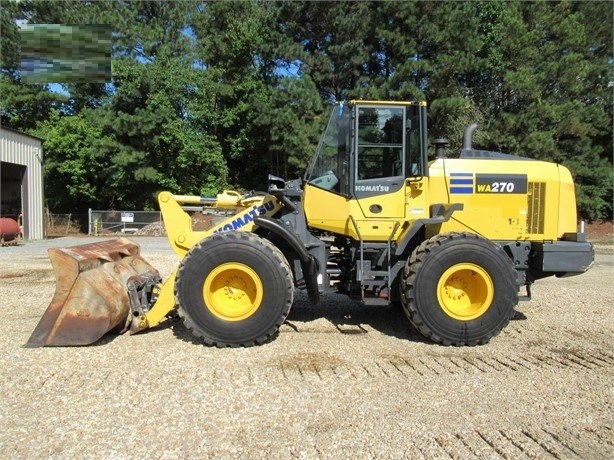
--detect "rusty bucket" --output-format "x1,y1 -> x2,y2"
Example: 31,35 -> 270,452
26,238 -> 160,347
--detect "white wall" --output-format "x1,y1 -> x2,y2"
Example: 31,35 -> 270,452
0,127 -> 44,240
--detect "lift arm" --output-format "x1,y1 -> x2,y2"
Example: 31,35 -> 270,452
136,191 -> 283,331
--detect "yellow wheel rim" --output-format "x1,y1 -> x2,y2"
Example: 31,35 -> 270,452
203,263 -> 263,321
436,263 -> 494,321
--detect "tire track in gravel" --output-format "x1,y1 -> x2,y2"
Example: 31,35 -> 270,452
254,348 -> 611,457
406,425 -> 611,459
9,358 -> 610,460
269,349 -> 613,381
503,322 -> 612,344
14,348 -> 611,394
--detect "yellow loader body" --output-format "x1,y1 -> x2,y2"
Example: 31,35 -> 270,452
27,100 -> 593,348
304,158 -> 578,243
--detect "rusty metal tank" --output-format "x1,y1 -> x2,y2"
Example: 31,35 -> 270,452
0,217 -> 21,246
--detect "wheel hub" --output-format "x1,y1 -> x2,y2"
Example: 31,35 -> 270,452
437,263 -> 494,321
223,276 -> 248,300
203,263 -> 263,321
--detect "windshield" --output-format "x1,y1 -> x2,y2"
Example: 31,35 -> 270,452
304,103 -> 350,194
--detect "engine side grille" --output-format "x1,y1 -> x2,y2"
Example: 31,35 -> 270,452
527,182 -> 546,234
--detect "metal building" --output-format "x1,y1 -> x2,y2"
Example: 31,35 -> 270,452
0,126 -> 44,240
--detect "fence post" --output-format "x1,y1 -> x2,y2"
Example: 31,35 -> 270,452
88,208 -> 92,235
45,207 -> 51,232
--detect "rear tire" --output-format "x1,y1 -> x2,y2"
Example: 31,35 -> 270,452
175,232 -> 294,347
400,232 -> 518,346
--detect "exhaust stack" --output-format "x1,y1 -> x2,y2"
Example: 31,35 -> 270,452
463,123 -> 478,150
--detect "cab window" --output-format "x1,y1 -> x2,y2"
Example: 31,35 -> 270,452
356,106 -> 404,180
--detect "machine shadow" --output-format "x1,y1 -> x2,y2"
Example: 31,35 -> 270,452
97,296 -> 528,347
166,290 -> 431,346
284,291 -> 431,344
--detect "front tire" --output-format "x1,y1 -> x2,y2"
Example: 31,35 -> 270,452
175,232 -> 294,347
401,232 -> 518,346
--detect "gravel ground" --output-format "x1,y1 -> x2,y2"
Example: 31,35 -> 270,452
1,237 -> 612,459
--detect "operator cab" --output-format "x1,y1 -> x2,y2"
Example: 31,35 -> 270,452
304,100 -> 428,199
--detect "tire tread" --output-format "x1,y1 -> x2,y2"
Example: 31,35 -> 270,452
175,231 -> 294,347
401,232 -> 518,346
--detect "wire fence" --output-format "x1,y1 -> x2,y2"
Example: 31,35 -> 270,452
88,209 -> 163,236
45,211 -> 84,236
45,208 -> 232,237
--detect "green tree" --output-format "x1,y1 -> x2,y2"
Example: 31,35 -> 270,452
485,1 -> 613,220
0,1 -> 69,130
278,1 -> 376,102
2,0 -> 611,220
371,1 -> 612,218
190,1 -> 288,188
33,109 -> 113,211
0,0 -> 112,128
12,0 -> 229,211
92,1 -> 228,207
262,76 -> 323,179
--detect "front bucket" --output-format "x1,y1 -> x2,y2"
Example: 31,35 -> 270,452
26,238 -> 160,347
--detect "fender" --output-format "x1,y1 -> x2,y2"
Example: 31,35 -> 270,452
395,203 -> 463,256
254,216 -> 320,305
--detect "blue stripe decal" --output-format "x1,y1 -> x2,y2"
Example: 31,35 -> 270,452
450,187 -> 473,194
449,172 -> 474,194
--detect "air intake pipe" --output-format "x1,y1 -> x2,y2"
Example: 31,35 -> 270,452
433,138 -> 449,158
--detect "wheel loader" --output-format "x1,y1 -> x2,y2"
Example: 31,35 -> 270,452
27,100 -> 594,348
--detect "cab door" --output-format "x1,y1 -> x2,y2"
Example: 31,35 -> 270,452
404,103 -> 429,221
353,104 -> 408,219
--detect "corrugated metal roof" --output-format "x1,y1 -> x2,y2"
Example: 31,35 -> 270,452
0,125 -> 44,142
